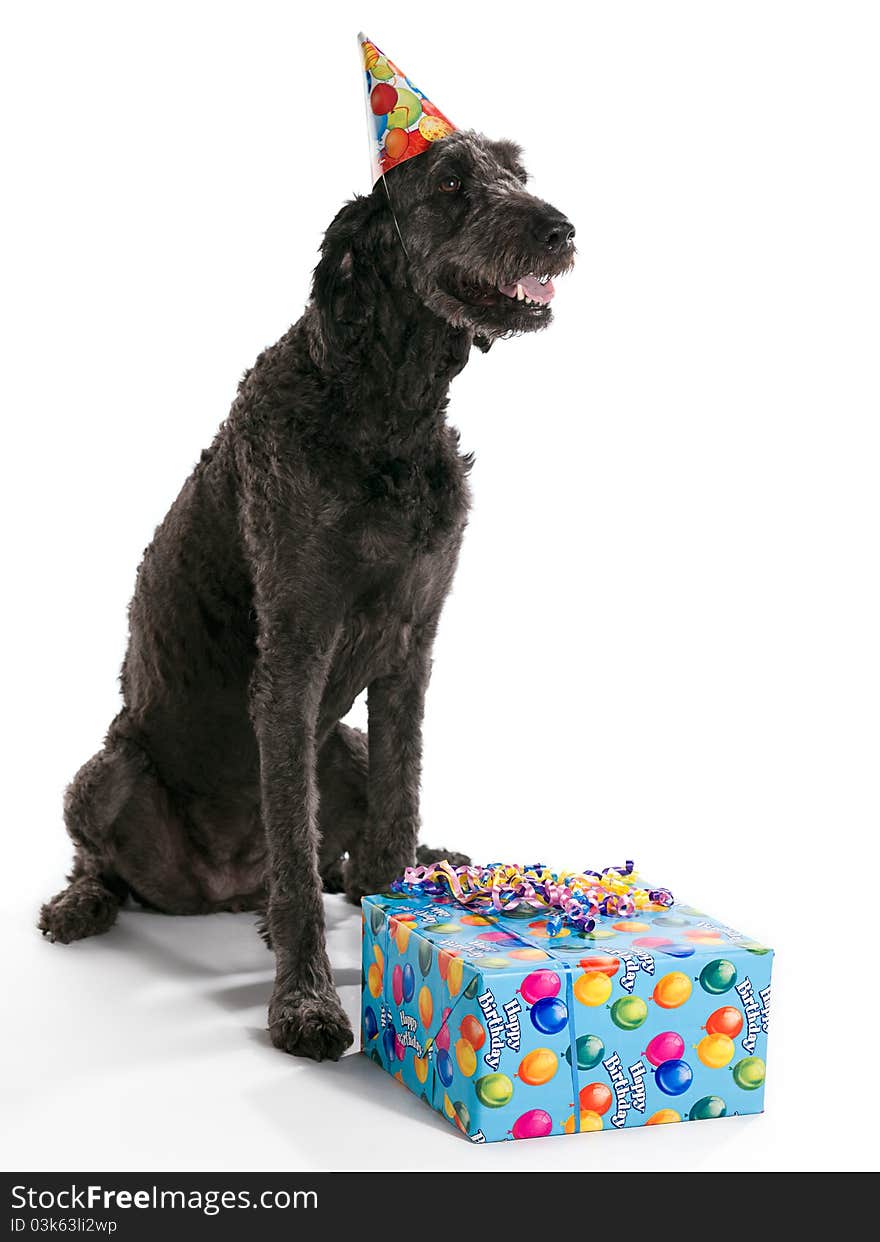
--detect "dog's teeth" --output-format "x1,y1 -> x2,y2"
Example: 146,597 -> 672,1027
538,274 -> 550,285
524,295 -> 533,304
516,284 -> 524,300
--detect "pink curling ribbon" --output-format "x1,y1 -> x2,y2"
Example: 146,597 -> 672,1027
392,861 -> 673,933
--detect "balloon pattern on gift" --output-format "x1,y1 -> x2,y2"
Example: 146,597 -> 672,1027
362,874 -> 770,1142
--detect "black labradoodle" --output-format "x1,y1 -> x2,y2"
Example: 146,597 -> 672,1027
39,130 -> 575,1060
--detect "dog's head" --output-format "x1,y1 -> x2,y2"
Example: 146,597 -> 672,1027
384,130 -> 575,342
311,131 -> 575,356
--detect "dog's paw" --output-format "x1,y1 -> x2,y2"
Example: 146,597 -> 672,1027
38,879 -> 119,945
343,852 -> 403,906
268,991 -> 354,1061
416,845 -> 472,869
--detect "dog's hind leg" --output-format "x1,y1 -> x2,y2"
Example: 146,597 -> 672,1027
317,723 -> 369,893
39,746 -> 132,944
316,721 -> 470,896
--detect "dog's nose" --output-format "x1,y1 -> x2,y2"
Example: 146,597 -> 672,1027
535,212 -> 576,254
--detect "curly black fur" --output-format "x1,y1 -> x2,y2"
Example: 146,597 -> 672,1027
39,131 -> 575,1060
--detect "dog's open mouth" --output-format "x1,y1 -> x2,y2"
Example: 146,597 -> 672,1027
496,273 -> 556,305
442,265 -> 566,320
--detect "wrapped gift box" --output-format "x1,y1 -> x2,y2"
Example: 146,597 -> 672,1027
361,877 -> 772,1142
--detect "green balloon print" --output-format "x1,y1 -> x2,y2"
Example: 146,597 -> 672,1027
475,1073 -> 514,1109
453,1100 -> 470,1131
418,940 -> 433,976
732,1056 -> 766,1090
565,1034 -> 605,1070
463,976 -> 480,999
700,959 -> 738,994
689,1095 -> 727,1121
422,921 -> 461,935
369,906 -> 385,934
610,996 -> 648,1031
743,942 -> 771,956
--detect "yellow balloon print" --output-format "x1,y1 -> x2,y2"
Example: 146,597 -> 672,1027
517,1047 -> 558,1086
574,970 -> 613,1007
455,1038 -> 477,1077
564,1110 -> 603,1134
447,956 -> 464,997
696,1033 -> 735,1068
653,971 -> 693,1009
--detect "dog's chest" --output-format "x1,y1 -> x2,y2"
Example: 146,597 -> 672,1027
322,546 -> 457,722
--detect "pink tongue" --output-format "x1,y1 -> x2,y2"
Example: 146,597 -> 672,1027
498,273 -> 555,304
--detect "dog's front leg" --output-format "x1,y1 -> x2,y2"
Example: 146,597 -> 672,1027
252,622 -> 354,1061
344,635 -> 432,903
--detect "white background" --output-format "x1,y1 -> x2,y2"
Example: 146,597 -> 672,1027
2,1 -> 878,1173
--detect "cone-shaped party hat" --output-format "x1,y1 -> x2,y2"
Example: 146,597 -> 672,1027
358,33 -> 456,183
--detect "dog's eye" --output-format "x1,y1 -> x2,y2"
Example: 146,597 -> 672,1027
438,176 -> 461,194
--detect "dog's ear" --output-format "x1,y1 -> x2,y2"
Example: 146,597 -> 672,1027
311,194 -> 399,355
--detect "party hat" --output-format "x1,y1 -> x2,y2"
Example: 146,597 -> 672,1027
358,33 -> 456,183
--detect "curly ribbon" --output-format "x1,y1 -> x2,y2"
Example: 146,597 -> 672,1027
392,860 -> 673,933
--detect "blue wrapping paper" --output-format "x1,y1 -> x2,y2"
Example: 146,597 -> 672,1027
361,882 -> 772,1141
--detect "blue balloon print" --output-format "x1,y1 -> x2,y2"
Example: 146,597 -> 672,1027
363,1007 -> 378,1041
382,1027 -> 397,1061
402,962 -> 415,1002
530,996 -> 569,1035
660,943 -> 695,958
437,1048 -> 454,1088
655,1058 -> 694,1096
